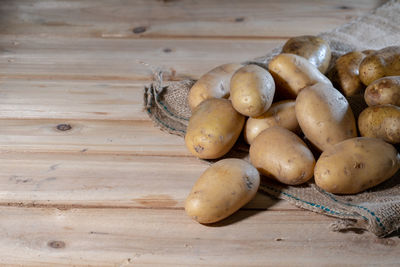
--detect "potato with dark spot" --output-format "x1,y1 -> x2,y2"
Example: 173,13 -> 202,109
359,46 -> 400,86
296,83 -> 357,151
244,100 -> 299,144
332,51 -> 370,97
185,98 -> 244,159
185,158 -> 260,224
358,104 -> 400,144
282,35 -> 331,74
188,63 -> 243,111
268,53 -> 332,99
364,76 -> 400,106
249,126 -> 315,185
315,137 -> 400,194
230,64 -> 275,117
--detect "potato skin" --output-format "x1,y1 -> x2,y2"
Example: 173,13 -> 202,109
282,35 -> 331,74
358,104 -> 400,144
249,126 -> 315,185
359,46 -> 400,86
244,100 -> 299,144
230,64 -> 275,117
185,98 -> 244,159
364,76 -> 400,106
188,63 -> 243,111
314,137 -> 400,194
185,158 -> 260,224
295,83 -> 357,151
333,51 -> 367,97
268,53 -> 332,99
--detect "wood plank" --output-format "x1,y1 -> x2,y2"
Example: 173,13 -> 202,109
0,79 -> 148,120
0,207 -> 398,266
0,119 -> 190,156
0,36 -> 280,81
0,152 -> 288,210
0,0 -> 382,38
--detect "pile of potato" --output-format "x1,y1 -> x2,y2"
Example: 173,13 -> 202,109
184,36 -> 400,224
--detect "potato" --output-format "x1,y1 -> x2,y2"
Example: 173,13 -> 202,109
185,158 -> 260,224
295,83 -> 357,151
268,53 -> 332,98
358,104 -> 400,144
249,126 -> 315,185
332,51 -> 368,97
314,137 -> 400,194
244,100 -> 299,144
230,64 -> 275,117
364,76 -> 400,106
188,63 -> 243,111
282,35 -> 331,74
359,46 -> 400,86
185,98 -> 244,159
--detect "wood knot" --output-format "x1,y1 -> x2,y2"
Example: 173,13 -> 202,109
133,26 -> 147,34
56,124 -> 72,131
235,17 -> 245,22
163,48 -> 172,53
48,240 -> 65,249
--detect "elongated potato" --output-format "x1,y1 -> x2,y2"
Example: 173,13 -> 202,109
358,104 -> 400,144
230,64 -> 275,117
359,46 -> 400,86
315,137 -> 400,194
185,158 -> 260,224
249,126 -> 315,185
333,51 -> 368,97
188,63 -> 243,110
268,53 -> 332,98
185,98 -> 244,159
244,100 -> 299,144
295,83 -> 357,151
282,35 -> 331,74
364,76 -> 400,106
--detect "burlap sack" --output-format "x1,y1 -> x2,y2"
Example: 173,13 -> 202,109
144,0 -> 400,237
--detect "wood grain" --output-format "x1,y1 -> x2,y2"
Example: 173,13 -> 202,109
0,0 -> 382,38
0,152 -> 289,210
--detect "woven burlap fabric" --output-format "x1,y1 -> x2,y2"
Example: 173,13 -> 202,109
144,0 -> 400,237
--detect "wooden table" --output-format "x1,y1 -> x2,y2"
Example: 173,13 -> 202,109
1,0 -> 399,266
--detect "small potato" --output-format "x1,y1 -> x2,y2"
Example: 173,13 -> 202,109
185,98 -> 244,159
185,158 -> 260,224
230,64 -> 275,117
358,104 -> 400,144
268,53 -> 332,98
188,63 -> 243,111
244,100 -> 299,144
249,126 -> 315,185
282,35 -> 331,74
333,51 -> 368,97
295,83 -> 357,151
314,137 -> 400,194
359,46 -> 400,86
364,76 -> 400,106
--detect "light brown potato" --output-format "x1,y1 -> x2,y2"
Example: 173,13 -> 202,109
230,64 -> 275,117
185,158 -> 260,224
188,63 -> 243,111
358,104 -> 400,144
268,53 -> 332,99
333,51 -> 368,97
249,126 -> 315,185
315,137 -> 400,194
295,83 -> 357,151
282,35 -> 331,74
359,46 -> 400,86
364,76 -> 400,106
185,98 -> 244,159
244,100 -> 299,144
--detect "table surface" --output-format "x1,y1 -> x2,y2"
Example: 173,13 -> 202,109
1,0 -> 399,266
